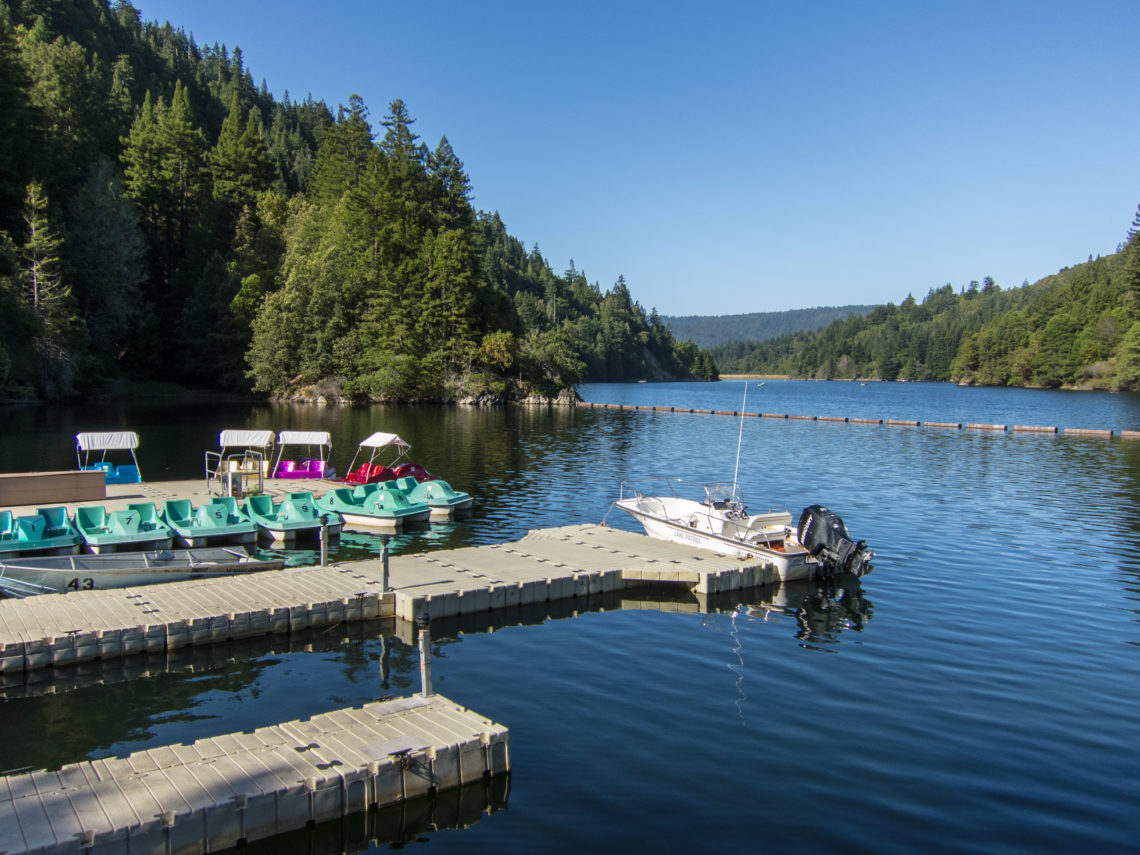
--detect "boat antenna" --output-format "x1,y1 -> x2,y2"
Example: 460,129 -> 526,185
732,381 -> 747,489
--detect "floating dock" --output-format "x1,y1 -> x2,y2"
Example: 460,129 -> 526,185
0,480 -> 861,855
0,523 -> 790,676
0,693 -> 508,855
578,401 -> 1137,438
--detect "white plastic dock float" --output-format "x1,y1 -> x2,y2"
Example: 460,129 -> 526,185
0,694 -> 509,855
0,525 -> 791,676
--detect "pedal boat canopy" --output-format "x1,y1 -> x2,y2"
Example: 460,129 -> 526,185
75,431 -> 142,484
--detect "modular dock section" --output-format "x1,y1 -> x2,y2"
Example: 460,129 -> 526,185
0,524 -> 786,676
0,694 -> 509,855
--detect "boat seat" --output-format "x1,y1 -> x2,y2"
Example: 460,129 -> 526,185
17,515 -> 46,539
109,508 -> 141,534
38,507 -> 72,537
353,483 -> 381,499
300,459 -> 326,476
746,511 -> 794,531
76,505 -> 108,531
245,494 -> 275,517
163,499 -> 192,524
110,465 -> 141,484
393,463 -> 432,482
127,502 -> 161,525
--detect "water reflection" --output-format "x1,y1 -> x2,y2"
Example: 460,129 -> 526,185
211,775 -> 510,855
0,575 -> 873,775
739,575 -> 873,648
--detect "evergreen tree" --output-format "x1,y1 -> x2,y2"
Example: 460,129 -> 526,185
18,181 -> 85,396
0,6 -> 37,232
307,95 -> 372,205
17,16 -> 102,191
429,135 -> 474,232
157,80 -> 207,251
210,93 -> 273,228
66,157 -> 146,366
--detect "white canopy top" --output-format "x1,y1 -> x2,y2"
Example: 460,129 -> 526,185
76,431 -> 139,451
277,430 -> 331,446
358,431 -> 409,449
218,429 -> 276,448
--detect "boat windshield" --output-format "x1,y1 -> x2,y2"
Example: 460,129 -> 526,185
704,482 -> 746,510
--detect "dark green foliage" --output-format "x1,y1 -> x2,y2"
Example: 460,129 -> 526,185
665,305 -> 879,349
0,0 -> 715,400
714,239 -> 1140,390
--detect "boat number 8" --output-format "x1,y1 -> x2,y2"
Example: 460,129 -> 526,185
66,577 -> 95,590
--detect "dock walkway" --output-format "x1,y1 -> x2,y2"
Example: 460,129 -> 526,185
0,693 -> 508,855
0,523 -> 778,676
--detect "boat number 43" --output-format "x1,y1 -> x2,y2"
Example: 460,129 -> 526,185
66,577 -> 95,590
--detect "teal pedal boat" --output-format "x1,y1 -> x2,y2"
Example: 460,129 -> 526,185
75,502 -> 174,553
162,497 -> 259,547
315,482 -> 431,529
393,476 -> 473,518
0,506 -> 84,557
241,491 -> 343,544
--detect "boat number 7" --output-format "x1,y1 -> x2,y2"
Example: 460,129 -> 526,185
66,577 -> 95,590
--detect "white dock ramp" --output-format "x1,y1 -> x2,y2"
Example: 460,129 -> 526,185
0,694 -> 508,855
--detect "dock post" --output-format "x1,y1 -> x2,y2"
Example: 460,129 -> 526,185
417,611 -> 434,697
319,515 -> 329,566
380,534 -> 390,592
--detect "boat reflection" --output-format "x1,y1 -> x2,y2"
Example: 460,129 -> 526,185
736,575 -> 874,647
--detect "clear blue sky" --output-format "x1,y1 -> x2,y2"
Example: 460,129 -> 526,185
136,0 -> 1140,316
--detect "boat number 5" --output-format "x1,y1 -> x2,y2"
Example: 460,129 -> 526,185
66,577 -> 95,590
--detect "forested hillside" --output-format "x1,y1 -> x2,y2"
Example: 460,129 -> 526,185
0,0 -> 715,403
664,305 -> 878,349
713,224 -> 1140,390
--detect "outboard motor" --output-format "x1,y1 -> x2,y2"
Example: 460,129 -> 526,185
797,505 -> 871,575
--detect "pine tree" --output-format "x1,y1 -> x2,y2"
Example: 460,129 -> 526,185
0,7 -> 38,231
19,181 -> 86,395
157,80 -> 207,249
21,181 -> 65,313
307,95 -> 373,206
211,93 -> 274,227
66,157 -> 146,364
429,135 -> 474,232
121,90 -> 165,232
18,17 -> 101,190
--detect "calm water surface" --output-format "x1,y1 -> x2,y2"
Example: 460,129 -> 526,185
1,381 -> 1139,853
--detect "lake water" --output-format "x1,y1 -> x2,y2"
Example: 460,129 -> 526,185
2,381 -> 1140,853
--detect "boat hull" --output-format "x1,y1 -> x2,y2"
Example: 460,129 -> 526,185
256,520 -> 342,545
0,548 -> 283,598
425,496 -> 473,518
334,509 -> 430,530
85,535 -> 174,554
0,542 -> 83,559
617,500 -> 826,582
169,528 -> 258,548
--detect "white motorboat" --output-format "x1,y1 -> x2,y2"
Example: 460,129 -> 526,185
612,479 -> 872,581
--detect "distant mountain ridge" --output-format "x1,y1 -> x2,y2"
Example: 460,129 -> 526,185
663,305 -> 879,348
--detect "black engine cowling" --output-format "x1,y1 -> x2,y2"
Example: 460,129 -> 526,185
797,505 -> 870,575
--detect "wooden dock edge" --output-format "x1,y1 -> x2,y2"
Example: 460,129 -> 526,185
0,694 -> 509,855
